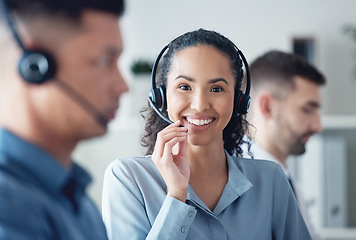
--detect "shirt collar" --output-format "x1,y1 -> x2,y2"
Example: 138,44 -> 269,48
224,151 -> 253,196
186,150 -> 253,215
0,128 -> 92,198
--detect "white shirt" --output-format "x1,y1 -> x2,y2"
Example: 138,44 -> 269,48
241,136 -> 322,240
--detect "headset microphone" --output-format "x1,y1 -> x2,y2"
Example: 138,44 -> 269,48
0,0 -> 108,128
55,80 -> 108,127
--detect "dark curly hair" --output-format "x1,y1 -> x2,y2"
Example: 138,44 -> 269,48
141,28 -> 250,156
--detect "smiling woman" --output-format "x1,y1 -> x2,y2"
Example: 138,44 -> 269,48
102,29 -> 312,240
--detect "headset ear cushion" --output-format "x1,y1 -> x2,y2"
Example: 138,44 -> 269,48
156,85 -> 166,112
18,50 -> 56,84
235,90 -> 251,115
148,84 -> 166,112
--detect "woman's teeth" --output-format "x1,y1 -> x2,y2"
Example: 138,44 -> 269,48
186,118 -> 213,126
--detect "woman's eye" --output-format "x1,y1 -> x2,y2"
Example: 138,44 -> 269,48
211,86 -> 223,92
179,84 -> 191,91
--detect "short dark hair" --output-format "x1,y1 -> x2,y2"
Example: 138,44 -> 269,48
4,0 -> 125,21
250,50 -> 326,98
141,28 -> 249,156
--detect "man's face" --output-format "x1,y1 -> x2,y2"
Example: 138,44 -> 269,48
273,76 -> 322,156
49,10 -> 128,139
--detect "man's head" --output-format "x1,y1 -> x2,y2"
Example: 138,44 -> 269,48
247,50 -> 326,163
0,0 -> 128,146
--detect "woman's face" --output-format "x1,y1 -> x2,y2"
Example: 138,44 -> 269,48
166,45 -> 236,147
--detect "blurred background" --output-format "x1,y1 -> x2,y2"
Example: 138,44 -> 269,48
73,0 -> 356,239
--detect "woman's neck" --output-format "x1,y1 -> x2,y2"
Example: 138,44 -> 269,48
188,144 -> 227,177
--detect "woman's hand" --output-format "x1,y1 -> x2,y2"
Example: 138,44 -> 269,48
152,121 -> 189,202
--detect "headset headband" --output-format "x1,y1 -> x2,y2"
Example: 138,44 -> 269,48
0,0 -> 26,51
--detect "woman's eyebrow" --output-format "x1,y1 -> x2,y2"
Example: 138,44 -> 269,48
208,78 -> 229,85
174,75 -> 193,81
175,75 -> 229,85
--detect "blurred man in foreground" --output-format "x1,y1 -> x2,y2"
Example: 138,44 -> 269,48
0,0 -> 128,239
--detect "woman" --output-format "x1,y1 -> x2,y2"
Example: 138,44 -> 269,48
102,29 -> 311,239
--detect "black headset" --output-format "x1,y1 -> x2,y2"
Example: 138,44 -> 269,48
0,0 -> 56,84
148,40 -> 251,124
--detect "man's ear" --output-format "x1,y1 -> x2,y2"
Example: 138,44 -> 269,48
258,93 -> 275,119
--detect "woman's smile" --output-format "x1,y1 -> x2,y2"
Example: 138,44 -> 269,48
185,116 -> 214,126
183,115 -> 216,131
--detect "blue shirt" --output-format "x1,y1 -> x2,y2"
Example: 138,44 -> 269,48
102,153 -> 311,240
0,128 -> 108,240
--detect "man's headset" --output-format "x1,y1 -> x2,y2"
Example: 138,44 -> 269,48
0,0 -> 55,84
148,41 -> 251,125
0,0 -> 108,127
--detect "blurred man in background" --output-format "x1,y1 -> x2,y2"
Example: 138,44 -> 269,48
243,50 -> 326,240
0,0 -> 128,239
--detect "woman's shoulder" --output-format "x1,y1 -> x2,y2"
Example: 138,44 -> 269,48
229,156 -> 291,197
107,155 -> 155,173
230,155 -> 286,180
241,157 -> 281,168
104,155 -> 167,197
232,155 -> 281,169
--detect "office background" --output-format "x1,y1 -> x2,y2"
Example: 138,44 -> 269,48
73,0 -> 356,239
